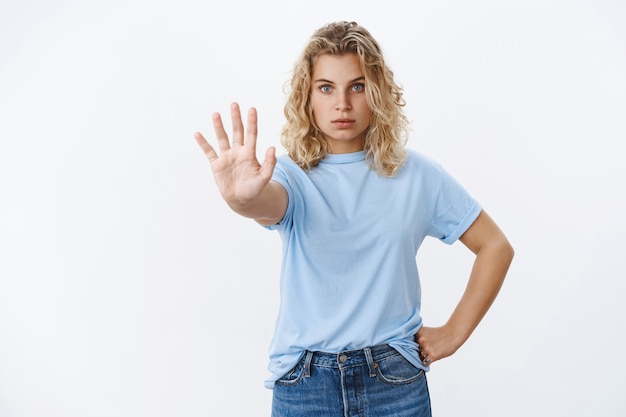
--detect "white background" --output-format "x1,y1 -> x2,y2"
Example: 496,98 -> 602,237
1,0 -> 625,416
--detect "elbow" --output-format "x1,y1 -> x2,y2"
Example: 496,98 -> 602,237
479,233 -> 514,268
506,241 -> 515,265
499,236 -> 515,268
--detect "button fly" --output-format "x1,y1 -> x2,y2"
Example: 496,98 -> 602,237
339,354 -> 348,363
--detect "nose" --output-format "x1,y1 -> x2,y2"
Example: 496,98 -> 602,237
335,91 -> 352,111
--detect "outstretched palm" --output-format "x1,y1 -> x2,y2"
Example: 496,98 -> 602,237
195,102 -> 276,208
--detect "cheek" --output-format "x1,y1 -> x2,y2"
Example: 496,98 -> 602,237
354,95 -> 371,114
310,100 -> 324,122
361,104 -> 373,124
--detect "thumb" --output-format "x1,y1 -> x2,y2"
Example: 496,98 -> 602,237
259,146 -> 277,181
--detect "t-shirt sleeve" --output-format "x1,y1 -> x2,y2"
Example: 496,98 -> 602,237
263,160 -> 294,231
426,162 -> 482,244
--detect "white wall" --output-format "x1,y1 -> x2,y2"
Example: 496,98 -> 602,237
1,0 -> 625,416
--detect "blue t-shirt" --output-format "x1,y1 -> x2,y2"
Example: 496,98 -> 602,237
263,148 -> 481,388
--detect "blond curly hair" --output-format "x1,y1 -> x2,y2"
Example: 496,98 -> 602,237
281,21 -> 409,177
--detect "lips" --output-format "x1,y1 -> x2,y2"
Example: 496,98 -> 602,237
332,118 -> 355,128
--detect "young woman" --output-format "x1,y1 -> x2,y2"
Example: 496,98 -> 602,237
195,21 -> 513,417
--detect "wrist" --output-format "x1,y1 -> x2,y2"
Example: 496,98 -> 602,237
442,320 -> 472,349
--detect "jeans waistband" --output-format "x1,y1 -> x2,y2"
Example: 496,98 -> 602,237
301,344 -> 397,378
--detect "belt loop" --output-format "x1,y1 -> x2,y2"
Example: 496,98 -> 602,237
303,351 -> 314,378
364,347 -> 377,378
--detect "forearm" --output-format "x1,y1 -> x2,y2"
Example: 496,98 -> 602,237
226,180 -> 288,226
416,210 -> 514,363
446,235 -> 514,346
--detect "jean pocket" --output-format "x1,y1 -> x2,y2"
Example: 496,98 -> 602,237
375,351 -> 425,386
275,359 -> 306,386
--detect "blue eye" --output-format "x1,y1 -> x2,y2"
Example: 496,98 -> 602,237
320,85 -> 332,93
352,83 -> 365,92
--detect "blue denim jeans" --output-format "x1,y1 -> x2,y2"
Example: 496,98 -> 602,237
271,344 -> 432,417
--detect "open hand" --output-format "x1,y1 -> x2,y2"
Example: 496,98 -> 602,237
195,102 -> 277,208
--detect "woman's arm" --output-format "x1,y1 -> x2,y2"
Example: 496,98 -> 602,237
195,102 -> 288,226
416,209 -> 514,364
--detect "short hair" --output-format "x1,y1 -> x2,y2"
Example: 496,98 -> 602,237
281,21 -> 409,177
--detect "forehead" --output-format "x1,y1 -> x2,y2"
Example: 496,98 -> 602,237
312,53 -> 364,81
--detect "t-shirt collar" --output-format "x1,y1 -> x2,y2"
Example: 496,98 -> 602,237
320,150 -> 366,164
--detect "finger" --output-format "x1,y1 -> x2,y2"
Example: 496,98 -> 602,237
415,329 -> 425,345
259,146 -> 277,181
418,348 -> 432,365
194,131 -> 219,162
212,112 -> 231,152
230,102 -> 244,146
418,346 -> 427,359
245,107 -> 258,149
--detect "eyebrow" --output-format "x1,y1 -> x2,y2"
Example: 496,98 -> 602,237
313,76 -> 366,84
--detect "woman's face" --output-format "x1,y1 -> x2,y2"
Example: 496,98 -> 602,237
310,53 -> 372,154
